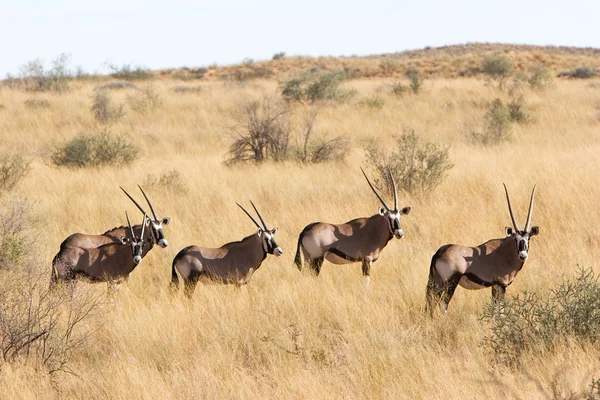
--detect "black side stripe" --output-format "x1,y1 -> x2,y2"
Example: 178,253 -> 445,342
328,248 -> 361,262
463,272 -> 493,287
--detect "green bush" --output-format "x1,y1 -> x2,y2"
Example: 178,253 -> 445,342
482,267 -> 600,367
0,200 -> 35,271
470,98 -> 513,145
127,84 -> 161,112
106,63 -> 152,80
507,94 -> 532,124
527,65 -> 554,90
90,89 -> 125,125
50,131 -> 140,168
0,153 -> 31,194
558,66 -> 599,79
391,81 -> 410,96
482,54 -> 513,89
280,69 -> 355,104
272,52 -> 286,60
363,127 -> 453,196
406,67 -> 424,94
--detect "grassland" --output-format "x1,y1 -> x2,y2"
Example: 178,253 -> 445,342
1,61 -> 600,398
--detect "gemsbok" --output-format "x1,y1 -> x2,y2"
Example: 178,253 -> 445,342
50,212 -> 152,288
57,185 -> 170,250
425,184 -> 539,315
294,168 -> 411,287
170,201 -> 282,298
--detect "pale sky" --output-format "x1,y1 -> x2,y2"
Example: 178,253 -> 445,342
1,0 -> 598,77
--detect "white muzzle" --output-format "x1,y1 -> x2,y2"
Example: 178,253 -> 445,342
273,247 -> 283,256
133,255 -> 142,264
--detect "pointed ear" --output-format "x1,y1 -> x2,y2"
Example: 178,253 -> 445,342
271,227 -> 277,235
401,206 -> 411,216
120,236 -> 128,245
257,228 -> 263,236
161,217 -> 170,225
505,227 -> 513,236
378,207 -> 385,216
530,226 -> 540,236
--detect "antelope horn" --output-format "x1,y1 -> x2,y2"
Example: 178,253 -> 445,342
388,167 -> 398,211
138,185 -> 159,222
236,202 -> 262,230
503,183 -> 521,232
140,213 -> 147,242
120,186 -> 148,216
250,200 -> 268,231
524,185 -> 537,232
126,212 -> 135,241
360,167 -> 391,211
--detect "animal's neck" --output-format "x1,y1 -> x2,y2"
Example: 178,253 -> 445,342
499,236 -> 524,266
241,233 -> 267,269
369,214 -> 394,248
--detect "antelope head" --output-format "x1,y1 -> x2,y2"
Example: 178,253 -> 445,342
120,185 -> 171,248
237,201 -> 283,257
361,167 -> 411,239
504,184 -> 540,261
125,212 -> 151,265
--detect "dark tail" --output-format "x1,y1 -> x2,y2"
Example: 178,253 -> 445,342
294,235 -> 303,271
170,258 -> 179,291
49,252 -> 61,289
425,245 -> 450,316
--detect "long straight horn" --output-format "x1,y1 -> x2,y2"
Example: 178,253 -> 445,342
236,203 -> 262,230
388,167 -> 398,211
140,213 -> 147,241
360,167 -> 390,211
138,185 -> 159,222
126,212 -> 135,240
120,186 -> 148,216
524,185 -> 537,232
249,200 -> 268,230
503,183 -> 521,232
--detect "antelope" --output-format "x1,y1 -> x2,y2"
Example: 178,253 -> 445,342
425,184 -> 539,315
170,201 -> 282,298
293,168 -> 411,287
57,185 -> 170,250
50,212 -> 153,288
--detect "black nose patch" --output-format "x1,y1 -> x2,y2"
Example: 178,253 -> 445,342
518,240 -> 527,251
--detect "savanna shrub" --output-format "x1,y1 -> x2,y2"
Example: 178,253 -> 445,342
363,127 -> 453,197
470,98 -> 513,145
127,84 -> 161,112
106,63 -> 152,80
143,170 -> 188,194
280,69 -> 355,104
90,88 -> 125,125
50,131 -> 140,168
391,81 -> 410,96
24,98 -> 51,110
0,199 -> 35,271
406,67 -> 424,94
557,66 -> 599,79
293,109 -> 350,164
527,65 -> 554,90
0,153 -> 31,194
18,53 -> 72,93
482,54 -> 513,89
358,96 -> 385,109
272,52 -> 286,60
482,267 -> 600,367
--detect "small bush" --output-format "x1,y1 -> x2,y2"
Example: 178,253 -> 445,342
143,170 -> 188,194
358,96 -> 385,109
50,131 -> 140,168
18,53 -> 72,93
482,54 -> 513,89
280,69 -> 355,104
24,98 -> 51,110
127,83 -> 161,112
106,63 -> 152,80
0,153 -> 31,194
391,81 -> 410,96
0,199 -> 35,271
558,66 -> 599,79
507,94 -> 532,124
406,67 -> 424,94
272,52 -> 286,60
90,89 -> 125,125
97,81 -> 138,90
294,109 -> 350,163
225,97 -> 292,164
171,85 -> 203,94
470,98 -> 513,145
379,60 -> 400,76
482,267 -> 600,367
363,127 -> 453,196
527,65 -> 554,90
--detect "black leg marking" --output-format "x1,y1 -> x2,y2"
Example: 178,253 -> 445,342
492,284 -> 506,304
361,261 -> 371,277
309,256 -> 324,276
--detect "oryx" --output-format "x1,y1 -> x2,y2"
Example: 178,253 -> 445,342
170,201 -> 282,298
425,184 -> 539,315
293,168 -> 411,287
57,185 -> 170,250
50,212 -> 153,288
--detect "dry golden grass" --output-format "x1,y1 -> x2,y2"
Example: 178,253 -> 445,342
1,74 -> 600,399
